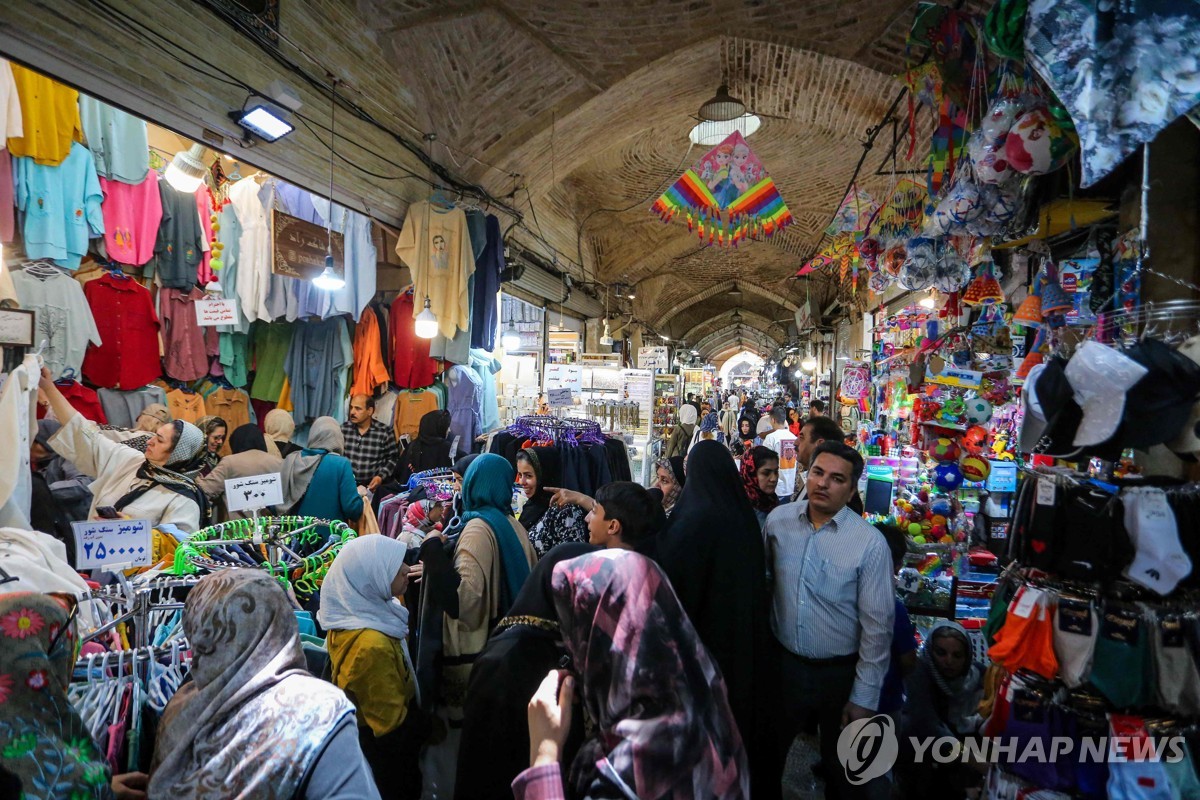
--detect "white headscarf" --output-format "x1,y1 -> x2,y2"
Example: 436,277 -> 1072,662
678,404 -> 698,426
317,535 -> 411,642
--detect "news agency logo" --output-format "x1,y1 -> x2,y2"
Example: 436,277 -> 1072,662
837,715 -> 899,785
835,714 -> 1190,786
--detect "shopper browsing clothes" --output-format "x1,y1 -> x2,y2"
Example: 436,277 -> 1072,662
38,366 -> 208,533
195,424 -> 283,521
343,394 -> 402,490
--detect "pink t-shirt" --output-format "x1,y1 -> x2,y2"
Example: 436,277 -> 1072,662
99,171 -> 162,265
195,184 -> 216,285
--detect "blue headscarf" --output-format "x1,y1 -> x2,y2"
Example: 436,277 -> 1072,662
461,453 -> 530,609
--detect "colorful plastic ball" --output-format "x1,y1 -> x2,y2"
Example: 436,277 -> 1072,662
908,523 -> 923,536
930,524 -> 946,537
930,437 -> 960,462
960,454 -> 991,483
931,514 -> 947,527
964,397 -> 993,425
912,535 -> 927,544
934,463 -> 964,492
939,535 -> 955,544
930,498 -> 953,516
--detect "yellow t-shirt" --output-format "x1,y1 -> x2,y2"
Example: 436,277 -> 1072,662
394,201 -> 474,339
394,390 -> 440,442
325,628 -> 415,735
7,64 -> 82,165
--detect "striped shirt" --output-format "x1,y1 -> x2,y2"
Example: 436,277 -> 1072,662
763,501 -> 895,710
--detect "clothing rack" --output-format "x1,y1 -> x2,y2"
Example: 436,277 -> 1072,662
82,574 -> 202,649
506,415 -> 605,446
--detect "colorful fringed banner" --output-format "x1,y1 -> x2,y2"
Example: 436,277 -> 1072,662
651,131 -> 792,247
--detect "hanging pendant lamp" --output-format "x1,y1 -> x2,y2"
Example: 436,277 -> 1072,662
1013,276 -> 1043,328
962,262 -> 1005,307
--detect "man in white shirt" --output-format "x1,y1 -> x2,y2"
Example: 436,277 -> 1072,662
764,441 -> 894,799
762,407 -> 798,501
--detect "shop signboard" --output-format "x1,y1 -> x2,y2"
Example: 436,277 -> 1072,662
271,209 -> 344,280
0,308 -> 34,347
544,363 -> 584,395
194,298 -> 240,327
225,473 -> 284,513
637,346 -> 669,370
73,519 -> 152,570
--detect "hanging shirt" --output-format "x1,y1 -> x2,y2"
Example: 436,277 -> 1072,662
97,386 -> 167,428
6,64 -> 80,166
78,95 -> 149,185
0,356 -> 39,529
445,364 -> 483,453
395,201 -> 474,339
11,268 -> 101,378
393,390 -> 440,442
350,308 -> 390,396
160,287 -> 211,381
250,321 -> 294,402
152,182 -> 204,289
14,142 -> 105,270
166,388 -> 206,424
99,171 -> 162,266
0,150 -> 14,244
312,197 -> 377,321
219,332 -> 251,388
469,349 -> 502,433
53,380 -> 107,424
0,59 -> 22,142
471,214 -> 504,351
82,273 -> 162,390
213,198 -> 250,334
283,317 -> 349,423
195,185 -> 217,285
228,176 -> 272,322
389,293 -> 436,389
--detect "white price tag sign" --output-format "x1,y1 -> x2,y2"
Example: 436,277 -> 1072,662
546,387 -> 574,408
1036,478 -> 1056,506
225,472 -> 284,513
195,298 -> 240,327
73,519 -> 152,569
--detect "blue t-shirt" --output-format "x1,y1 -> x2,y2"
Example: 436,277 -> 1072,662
879,597 -> 917,714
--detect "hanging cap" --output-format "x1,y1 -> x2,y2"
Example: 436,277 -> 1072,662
1119,337 -> 1200,452
1017,362 -> 1049,453
1168,334 -> 1200,456
1066,341 -> 1148,449
1030,357 -> 1086,460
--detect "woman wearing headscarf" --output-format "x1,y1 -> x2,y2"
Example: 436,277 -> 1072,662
652,456 -> 686,517
196,424 -> 284,521
320,536 -> 423,800
655,440 -> 773,797
265,408 -> 300,458
400,499 -> 446,548
720,398 -> 739,441
519,447 -> 588,558
180,416 -> 226,478
279,416 -> 364,525
900,620 -> 986,798
689,411 -> 723,453
427,454 -> 537,799
31,418 -> 93,521
150,569 -> 380,799
39,367 -> 207,533
664,404 -> 697,459
515,549 -> 749,800
455,543 -> 596,800
741,445 -> 780,529
400,409 -> 454,478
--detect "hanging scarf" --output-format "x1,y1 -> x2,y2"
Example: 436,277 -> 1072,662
0,592 -> 113,800
149,570 -> 354,799
552,550 -> 749,799
460,454 -> 530,611
741,448 -> 779,516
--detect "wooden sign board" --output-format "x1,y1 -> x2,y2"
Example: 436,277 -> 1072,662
271,209 -> 345,280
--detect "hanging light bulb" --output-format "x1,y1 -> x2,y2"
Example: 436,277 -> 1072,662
415,296 -> 438,339
313,78 -> 345,292
312,253 -> 345,291
165,143 -> 207,193
919,290 -> 937,309
501,322 -> 521,351
801,352 -> 817,371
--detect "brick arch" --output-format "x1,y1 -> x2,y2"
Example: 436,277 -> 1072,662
652,280 -> 798,328
694,323 -> 785,356
681,308 -> 781,345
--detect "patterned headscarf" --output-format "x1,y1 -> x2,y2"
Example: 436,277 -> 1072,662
552,550 -> 749,800
150,570 -> 354,799
167,420 -> 205,466
741,447 -> 780,515
0,592 -> 112,798
653,456 -> 686,514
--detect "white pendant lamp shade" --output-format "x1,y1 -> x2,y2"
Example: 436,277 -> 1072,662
415,296 -> 438,339
165,144 -> 207,193
501,322 -> 521,351
689,114 -> 761,146
312,254 -> 345,291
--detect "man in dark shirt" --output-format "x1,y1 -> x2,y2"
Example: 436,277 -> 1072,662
342,395 -> 400,491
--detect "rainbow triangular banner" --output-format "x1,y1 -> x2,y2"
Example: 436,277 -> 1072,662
652,131 -> 792,247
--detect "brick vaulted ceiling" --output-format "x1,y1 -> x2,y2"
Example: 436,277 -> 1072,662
355,0 -> 934,357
